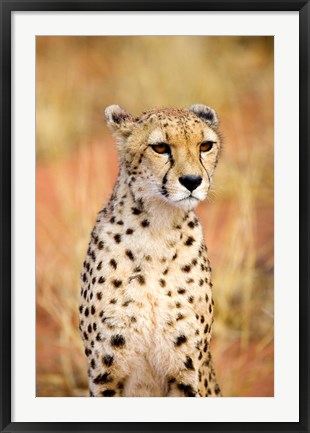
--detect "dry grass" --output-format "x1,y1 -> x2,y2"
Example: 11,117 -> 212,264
36,36 -> 274,397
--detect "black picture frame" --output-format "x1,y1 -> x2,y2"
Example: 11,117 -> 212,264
1,1 -> 309,432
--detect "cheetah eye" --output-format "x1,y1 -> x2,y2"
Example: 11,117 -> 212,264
200,141 -> 215,153
150,143 -> 171,155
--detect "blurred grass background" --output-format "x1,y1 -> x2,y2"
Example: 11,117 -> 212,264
36,36 -> 274,397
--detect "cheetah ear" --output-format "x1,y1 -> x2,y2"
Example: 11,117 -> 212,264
104,105 -> 134,136
189,104 -> 218,128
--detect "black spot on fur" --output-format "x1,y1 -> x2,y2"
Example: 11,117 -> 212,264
102,389 -> 116,397
175,335 -> 187,346
111,334 -> 126,347
181,264 -> 191,273
126,228 -> 134,235
122,299 -> 133,307
136,275 -> 145,285
141,219 -> 150,228
98,276 -> 105,284
125,250 -> 135,261
84,308 -> 89,317
110,259 -> 117,269
98,241 -> 104,250
93,373 -> 112,385
159,279 -> 166,287
112,279 -> 122,288
114,234 -> 121,243
177,383 -> 196,397
131,207 -> 141,215
97,261 -> 102,271
96,292 -> 102,300
91,305 -> 96,315
177,288 -> 186,294
85,348 -> 91,356
184,356 -> 194,370
185,236 -> 195,246
96,333 -> 103,342
102,355 -> 114,367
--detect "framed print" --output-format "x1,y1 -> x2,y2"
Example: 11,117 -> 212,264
1,1 -> 309,432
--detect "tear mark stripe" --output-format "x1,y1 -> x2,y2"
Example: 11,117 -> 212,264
161,154 -> 175,198
199,155 -> 211,184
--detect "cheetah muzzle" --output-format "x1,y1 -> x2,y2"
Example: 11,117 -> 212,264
79,104 -> 222,397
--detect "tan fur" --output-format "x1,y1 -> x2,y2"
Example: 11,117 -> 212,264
79,104 -> 222,397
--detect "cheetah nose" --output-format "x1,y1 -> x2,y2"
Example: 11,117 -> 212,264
179,175 -> 202,192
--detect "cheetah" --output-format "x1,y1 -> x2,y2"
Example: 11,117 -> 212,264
79,104 -> 222,397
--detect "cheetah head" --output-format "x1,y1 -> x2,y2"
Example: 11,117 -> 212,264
104,104 -> 221,210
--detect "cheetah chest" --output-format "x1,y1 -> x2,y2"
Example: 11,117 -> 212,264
82,227 -> 214,378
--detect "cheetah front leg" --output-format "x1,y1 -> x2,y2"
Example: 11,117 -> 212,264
84,328 -> 136,397
88,352 -> 127,397
198,349 -> 221,397
166,374 -> 200,397
166,354 -> 200,397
